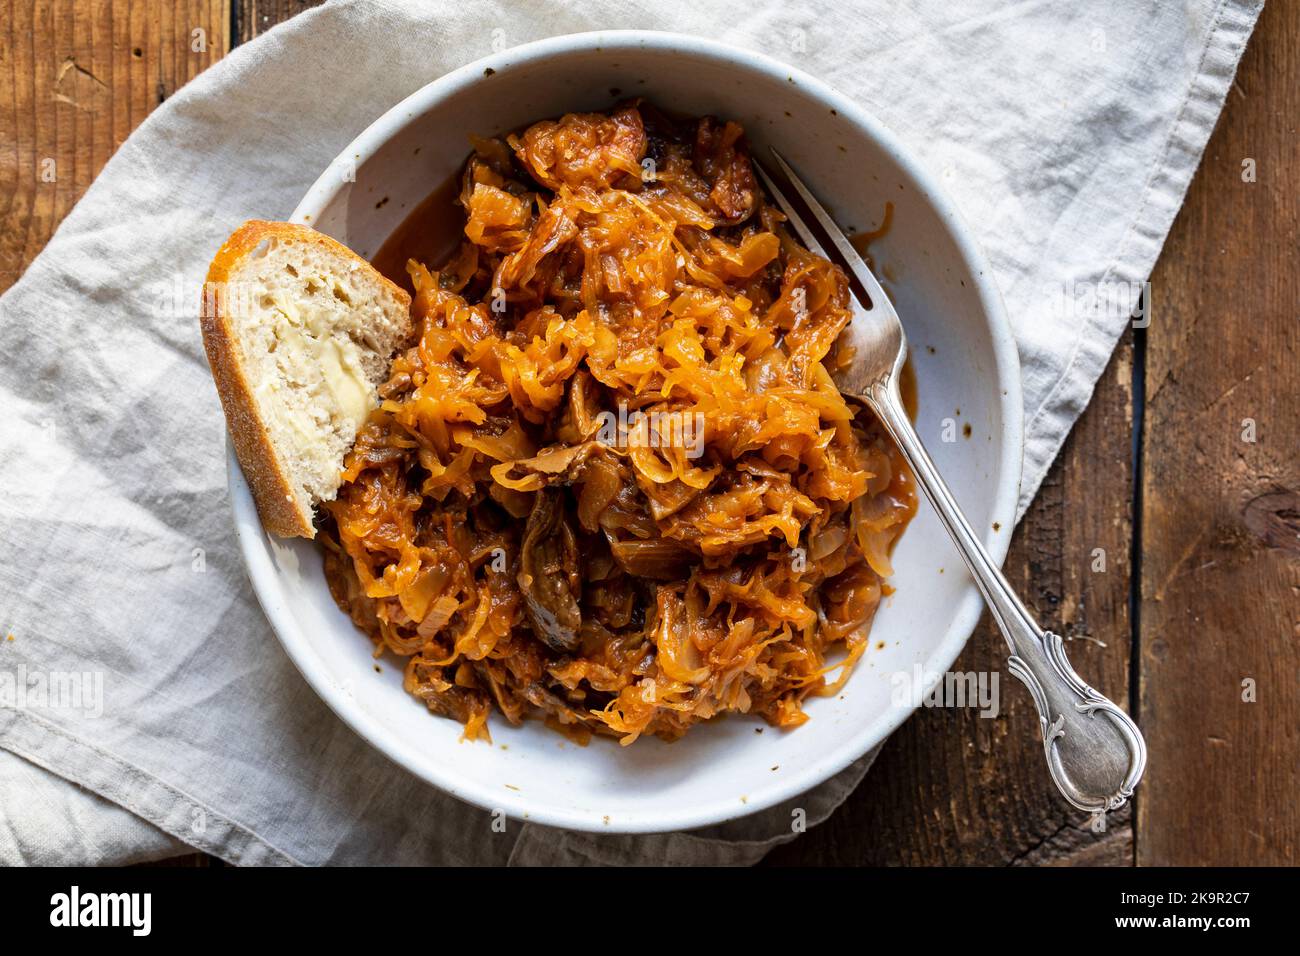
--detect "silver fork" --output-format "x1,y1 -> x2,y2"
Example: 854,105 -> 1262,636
757,151 -> 1146,814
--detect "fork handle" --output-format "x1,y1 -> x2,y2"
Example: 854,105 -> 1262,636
864,381 -> 1146,814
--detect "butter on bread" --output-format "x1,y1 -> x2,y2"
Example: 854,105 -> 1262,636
200,220 -> 412,538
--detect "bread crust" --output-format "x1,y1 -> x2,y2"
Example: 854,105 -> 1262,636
200,220 -> 411,538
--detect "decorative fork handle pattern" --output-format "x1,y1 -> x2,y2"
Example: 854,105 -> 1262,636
865,381 -> 1147,814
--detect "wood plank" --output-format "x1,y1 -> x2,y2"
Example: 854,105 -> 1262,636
768,330 -> 1136,865
0,0 -> 230,295
1137,0 -> 1299,866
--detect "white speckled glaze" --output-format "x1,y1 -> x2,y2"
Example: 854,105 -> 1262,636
228,31 -> 1022,833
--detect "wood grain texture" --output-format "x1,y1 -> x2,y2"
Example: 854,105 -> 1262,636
1137,0 -> 1299,866
766,331 -> 1136,866
0,0 -> 230,294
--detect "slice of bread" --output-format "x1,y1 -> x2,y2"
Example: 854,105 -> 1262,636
201,221 -> 412,538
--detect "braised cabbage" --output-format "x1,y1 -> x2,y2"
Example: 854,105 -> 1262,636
321,103 -> 916,745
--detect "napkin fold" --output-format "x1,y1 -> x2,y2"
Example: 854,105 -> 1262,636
0,0 -> 1261,864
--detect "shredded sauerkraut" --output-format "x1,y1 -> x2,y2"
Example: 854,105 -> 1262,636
321,102 -> 916,744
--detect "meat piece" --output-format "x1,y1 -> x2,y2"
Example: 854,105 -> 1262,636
693,117 -> 757,225
608,536 -> 694,580
493,440 -> 603,492
518,488 -> 583,652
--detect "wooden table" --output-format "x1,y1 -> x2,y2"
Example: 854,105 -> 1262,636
3,1 -> 1295,867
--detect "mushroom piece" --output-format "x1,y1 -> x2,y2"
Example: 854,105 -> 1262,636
517,488 -> 583,653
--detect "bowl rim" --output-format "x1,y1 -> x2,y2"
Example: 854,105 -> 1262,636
230,28 -> 1024,834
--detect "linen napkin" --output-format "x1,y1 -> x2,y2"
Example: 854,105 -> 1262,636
0,0 -> 1261,865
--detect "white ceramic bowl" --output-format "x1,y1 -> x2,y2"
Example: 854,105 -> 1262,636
229,31 -> 1022,833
